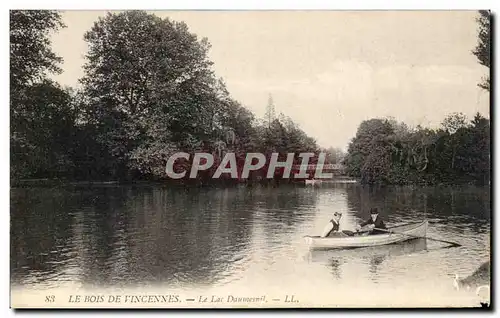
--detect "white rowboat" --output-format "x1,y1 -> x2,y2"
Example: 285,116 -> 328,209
304,220 -> 428,249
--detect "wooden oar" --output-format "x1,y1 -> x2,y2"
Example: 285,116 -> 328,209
303,229 -> 371,238
303,230 -> 365,238
374,228 -> 462,247
342,229 -> 370,236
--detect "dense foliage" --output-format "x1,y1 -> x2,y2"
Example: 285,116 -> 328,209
10,10 -> 490,186
10,10 -> 76,179
10,10 -> 320,184
343,113 -> 490,185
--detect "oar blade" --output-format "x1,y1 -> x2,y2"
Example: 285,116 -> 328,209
373,227 -> 461,247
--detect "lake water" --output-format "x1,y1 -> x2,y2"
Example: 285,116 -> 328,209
10,183 -> 491,307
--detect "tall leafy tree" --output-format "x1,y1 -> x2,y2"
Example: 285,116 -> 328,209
10,10 -> 73,180
10,10 -> 65,90
79,11 -> 220,179
10,10 -> 328,184
472,10 -> 491,91
11,81 -> 77,178
344,118 -> 394,182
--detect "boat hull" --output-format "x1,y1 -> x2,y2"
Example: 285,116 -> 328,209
304,220 -> 428,249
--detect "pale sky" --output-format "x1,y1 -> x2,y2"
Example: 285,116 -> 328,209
49,10 -> 490,150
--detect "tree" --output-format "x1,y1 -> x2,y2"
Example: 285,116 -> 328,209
79,11 -> 220,179
453,113 -> 490,184
324,147 -> 345,164
472,10 -> 491,91
11,81 -> 77,178
441,112 -> 469,134
10,10 -> 74,180
264,94 -> 276,129
344,118 -> 394,182
10,10 -> 65,90
439,112 -> 470,171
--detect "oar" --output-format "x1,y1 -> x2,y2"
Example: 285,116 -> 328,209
374,228 -> 461,247
342,229 -> 370,236
303,230 -> 368,238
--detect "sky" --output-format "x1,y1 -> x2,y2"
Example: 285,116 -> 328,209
49,10 -> 490,150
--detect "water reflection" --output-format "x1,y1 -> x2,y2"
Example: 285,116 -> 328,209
10,188 -> 81,287
329,258 -> 343,279
345,185 -> 490,228
10,183 -> 490,302
11,185 -> 319,289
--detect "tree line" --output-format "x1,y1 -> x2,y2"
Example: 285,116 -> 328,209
10,10 -> 325,185
10,10 -> 489,186
343,113 -> 490,185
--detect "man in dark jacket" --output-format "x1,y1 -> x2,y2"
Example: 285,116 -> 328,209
356,207 -> 387,235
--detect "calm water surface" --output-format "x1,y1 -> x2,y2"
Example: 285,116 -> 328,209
10,184 -> 490,306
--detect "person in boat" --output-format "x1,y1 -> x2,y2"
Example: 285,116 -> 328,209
320,212 -> 343,237
356,207 -> 387,235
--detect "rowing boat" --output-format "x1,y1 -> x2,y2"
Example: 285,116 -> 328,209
304,220 -> 428,249
306,237 -> 428,263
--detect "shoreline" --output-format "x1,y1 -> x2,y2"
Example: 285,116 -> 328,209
10,177 -> 490,190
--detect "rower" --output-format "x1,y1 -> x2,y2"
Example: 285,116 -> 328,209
321,212 -> 343,237
356,207 -> 387,235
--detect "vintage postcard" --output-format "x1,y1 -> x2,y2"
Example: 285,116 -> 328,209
10,9 -> 491,309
